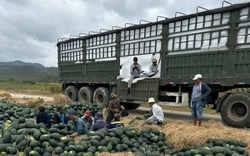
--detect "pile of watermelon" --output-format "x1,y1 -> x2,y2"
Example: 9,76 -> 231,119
0,100 -> 36,122
170,138 -> 248,156
0,100 -> 102,124
0,116 -> 173,156
0,99 -> 249,156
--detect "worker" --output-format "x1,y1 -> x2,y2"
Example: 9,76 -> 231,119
145,97 -> 164,125
191,74 -> 211,126
92,112 -> 107,131
109,113 -> 124,129
81,110 -> 95,128
54,106 -> 68,124
149,58 -> 158,77
36,106 -> 51,128
127,57 -> 142,95
66,109 -> 88,137
106,93 -> 125,124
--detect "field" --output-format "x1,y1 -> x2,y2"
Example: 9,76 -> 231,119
0,82 -> 249,155
0,81 -> 62,95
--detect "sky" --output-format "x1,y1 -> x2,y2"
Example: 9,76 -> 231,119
0,0 -> 248,67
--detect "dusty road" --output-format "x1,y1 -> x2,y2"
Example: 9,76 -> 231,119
129,107 -> 221,122
9,93 -> 54,101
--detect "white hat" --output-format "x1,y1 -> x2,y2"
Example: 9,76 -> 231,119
152,58 -> 157,62
148,97 -> 156,103
110,93 -> 117,99
193,74 -> 202,80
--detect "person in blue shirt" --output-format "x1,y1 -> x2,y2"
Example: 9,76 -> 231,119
36,106 -> 51,128
191,74 -> 211,126
54,106 -> 68,124
109,113 -> 124,129
92,112 -> 107,131
66,109 -> 88,137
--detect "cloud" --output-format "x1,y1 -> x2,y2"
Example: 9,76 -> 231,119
0,0 -> 247,67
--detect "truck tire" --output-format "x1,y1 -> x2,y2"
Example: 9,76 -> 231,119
65,86 -> 78,101
122,103 -> 140,109
78,87 -> 94,104
220,93 -> 250,128
93,87 -> 110,107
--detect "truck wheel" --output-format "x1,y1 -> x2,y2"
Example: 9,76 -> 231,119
122,103 -> 140,109
220,93 -> 250,128
93,87 -> 110,107
78,87 -> 94,104
65,86 -> 78,101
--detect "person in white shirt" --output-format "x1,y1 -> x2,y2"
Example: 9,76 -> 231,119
145,97 -> 164,125
127,57 -> 142,95
149,58 -> 158,77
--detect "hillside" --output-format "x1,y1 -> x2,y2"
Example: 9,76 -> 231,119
0,60 -> 58,82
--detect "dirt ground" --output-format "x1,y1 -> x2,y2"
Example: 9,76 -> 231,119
0,91 -> 72,105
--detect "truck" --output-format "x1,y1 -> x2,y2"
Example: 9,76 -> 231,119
57,1 -> 250,128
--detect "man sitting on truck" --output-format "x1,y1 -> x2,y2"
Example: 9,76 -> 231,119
148,58 -> 158,77
127,57 -> 142,95
145,97 -> 164,125
191,74 -> 212,126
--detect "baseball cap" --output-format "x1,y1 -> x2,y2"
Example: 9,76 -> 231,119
84,110 -> 91,117
66,108 -> 77,117
95,112 -> 104,120
192,74 -> 202,80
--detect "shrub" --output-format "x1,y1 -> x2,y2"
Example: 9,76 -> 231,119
47,83 -> 62,93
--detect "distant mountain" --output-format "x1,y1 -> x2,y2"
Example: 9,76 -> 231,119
0,60 -> 58,82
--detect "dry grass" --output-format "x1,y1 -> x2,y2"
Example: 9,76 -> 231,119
51,94 -> 72,104
0,91 -> 44,105
74,135 -> 88,142
0,92 -> 11,99
122,115 -> 250,154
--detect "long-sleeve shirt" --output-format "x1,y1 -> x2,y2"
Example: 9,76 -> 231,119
108,99 -> 121,113
36,112 -> 51,128
191,83 -> 202,102
191,82 -> 212,104
148,103 -> 164,122
73,117 -> 88,135
149,64 -> 158,74
130,63 -> 142,77
92,120 -> 107,131
54,113 -> 68,124
81,116 -> 95,126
